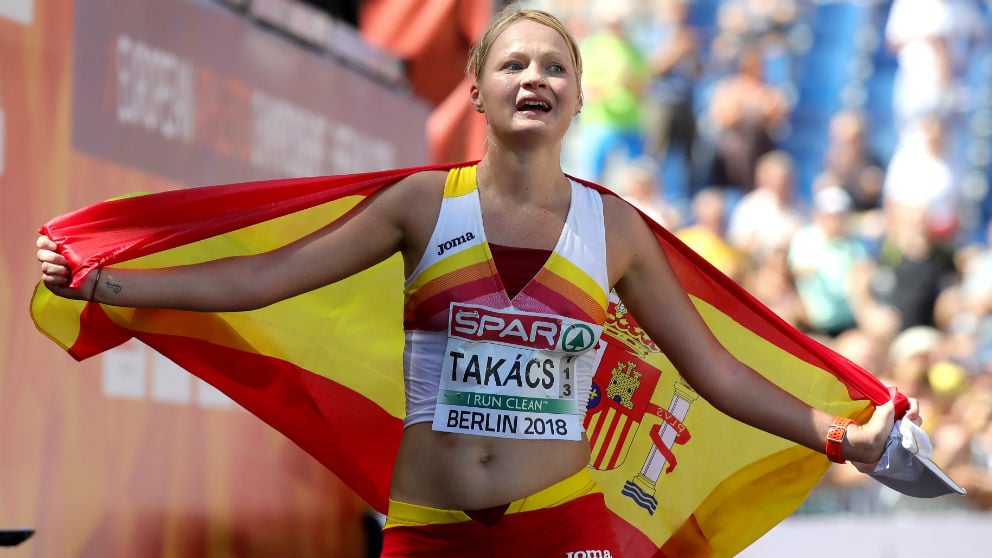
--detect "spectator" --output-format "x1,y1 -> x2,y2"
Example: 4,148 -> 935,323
821,109 -> 886,214
741,244 -> 805,328
885,325 -> 944,428
676,187 -> 744,281
726,150 -> 804,262
874,204 -> 957,332
883,114 -> 960,243
709,1 -> 752,74
885,0 -> 984,135
709,0 -> 799,78
637,0 -> 703,202
706,44 -> 790,193
787,186 -> 873,337
885,0 -> 957,133
834,327 -> 889,380
576,3 -> 649,183
935,379 -> 992,510
936,219 -> 992,373
615,158 -> 683,230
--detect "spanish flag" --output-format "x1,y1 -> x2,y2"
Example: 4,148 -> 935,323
31,162 -> 904,557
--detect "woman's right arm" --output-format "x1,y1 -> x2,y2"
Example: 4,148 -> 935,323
36,171 -> 443,312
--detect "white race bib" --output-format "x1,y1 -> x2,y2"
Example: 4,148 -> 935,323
432,303 -> 601,440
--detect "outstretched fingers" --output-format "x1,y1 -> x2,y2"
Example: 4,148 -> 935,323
904,396 -> 922,426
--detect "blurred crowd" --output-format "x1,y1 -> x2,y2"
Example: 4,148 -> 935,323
520,0 -> 992,515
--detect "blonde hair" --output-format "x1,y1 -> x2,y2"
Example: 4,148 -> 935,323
466,5 -> 583,87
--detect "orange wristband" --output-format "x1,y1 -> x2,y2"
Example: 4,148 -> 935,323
826,416 -> 854,464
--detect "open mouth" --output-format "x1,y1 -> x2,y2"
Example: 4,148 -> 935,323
516,99 -> 551,112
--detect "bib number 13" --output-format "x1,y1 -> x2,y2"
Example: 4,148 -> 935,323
559,355 -> 576,397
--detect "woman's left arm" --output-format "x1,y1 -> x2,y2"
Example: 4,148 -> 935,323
604,196 -> 905,464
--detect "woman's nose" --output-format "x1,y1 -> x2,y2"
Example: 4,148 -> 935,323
521,63 -> 546,87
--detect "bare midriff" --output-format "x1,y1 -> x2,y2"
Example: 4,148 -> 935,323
389,422 -> 591,510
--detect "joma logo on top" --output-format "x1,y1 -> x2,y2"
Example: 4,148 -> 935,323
437,231 -> 475,256
565,550 -> 613,558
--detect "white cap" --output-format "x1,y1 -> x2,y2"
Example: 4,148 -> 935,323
888,325 -> 941,364
866,419 -> 966,498
813,185 -> 852,214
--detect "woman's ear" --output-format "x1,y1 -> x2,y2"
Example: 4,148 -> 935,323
470,83 -> 484,113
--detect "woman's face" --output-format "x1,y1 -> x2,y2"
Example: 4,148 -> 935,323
470,19 -> 581,145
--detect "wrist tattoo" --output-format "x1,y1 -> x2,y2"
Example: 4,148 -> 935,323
105,278 -> 123,294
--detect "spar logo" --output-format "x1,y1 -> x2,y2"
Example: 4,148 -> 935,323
562,324 -> 596,352
450,304 -> 598,352
451,304 -> 562,350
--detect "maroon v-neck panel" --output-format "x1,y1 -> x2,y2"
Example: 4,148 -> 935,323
489,243 -> 553,299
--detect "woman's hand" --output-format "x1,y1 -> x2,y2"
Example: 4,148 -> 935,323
846,397 -> 921,465
36,235 -> 90,300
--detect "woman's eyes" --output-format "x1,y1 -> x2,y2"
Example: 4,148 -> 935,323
501,61 -> 567,73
